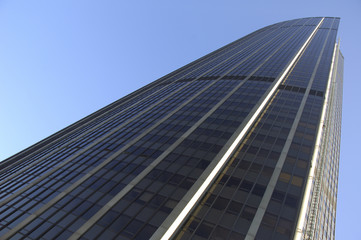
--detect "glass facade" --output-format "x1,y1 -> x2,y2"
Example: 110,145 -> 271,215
0,17 -> 342,240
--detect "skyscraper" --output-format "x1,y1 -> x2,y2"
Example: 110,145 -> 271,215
0,16 -> 342,240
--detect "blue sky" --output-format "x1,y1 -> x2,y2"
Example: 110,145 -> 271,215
0,0 -> 360,238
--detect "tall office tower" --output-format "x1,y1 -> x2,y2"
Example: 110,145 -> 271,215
0,17 -> 342,240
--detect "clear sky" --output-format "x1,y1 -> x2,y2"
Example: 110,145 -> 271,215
0,0 -> 360,238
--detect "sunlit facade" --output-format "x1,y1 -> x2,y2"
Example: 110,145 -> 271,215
0,17 -> 342,239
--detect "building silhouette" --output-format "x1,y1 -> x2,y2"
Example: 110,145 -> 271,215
0,17 -> 342,240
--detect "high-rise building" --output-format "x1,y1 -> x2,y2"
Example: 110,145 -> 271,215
0,17 -> 342,240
